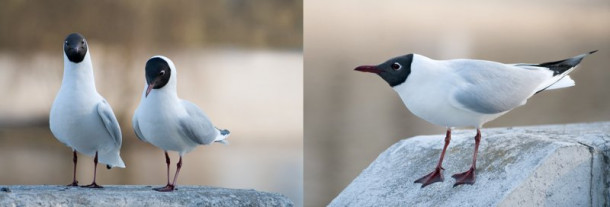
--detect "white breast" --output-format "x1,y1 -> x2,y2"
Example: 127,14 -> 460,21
49,57 -> 116,156
135,90 -> 197,154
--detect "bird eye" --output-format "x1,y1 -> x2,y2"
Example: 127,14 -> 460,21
391,62 -> 402,70
81,40 -> 85,44
65,41 -> 68,45
159,70 -> 165,76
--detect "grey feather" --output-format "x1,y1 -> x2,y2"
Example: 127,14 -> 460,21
178,100 -> 217,145
96,100 -> 122,147
450,60 -> 549,114
132,116 -> 145,142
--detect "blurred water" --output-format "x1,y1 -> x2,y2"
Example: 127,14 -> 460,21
0,49 -> 303,206
304,0 -> 610,206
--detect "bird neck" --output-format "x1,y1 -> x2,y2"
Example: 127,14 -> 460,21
61,52 -> 98,93
153,86 -> 179,100
142,86 -> 184,117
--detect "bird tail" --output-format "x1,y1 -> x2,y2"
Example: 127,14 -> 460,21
99,151 -> 126,169
214,128 -> 230,145
544,75 -> 574,90
534,50 -> 597,93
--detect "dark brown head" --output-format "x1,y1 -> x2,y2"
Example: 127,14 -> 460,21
63,33 -> 88,63
355,54 -> 414,87
145,56 -> 172,97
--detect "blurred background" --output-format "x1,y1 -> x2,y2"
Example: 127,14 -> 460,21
0,0 -> 303,206
304,0 -> 609,206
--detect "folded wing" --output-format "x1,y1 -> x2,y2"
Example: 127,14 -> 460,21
178,100 -> 218,145
97,99 -> 122,147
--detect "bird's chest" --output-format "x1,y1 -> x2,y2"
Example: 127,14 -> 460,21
49,89 -> 109,147
137,99 -> 190,147
392,74 -> 464,127
51,90 -> 101,127
140,116 -> 180,138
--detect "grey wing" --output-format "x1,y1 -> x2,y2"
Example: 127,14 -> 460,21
96,100 -> 122,147
449,60 -> 550,114
178,100 -> 218,145
132,115 -> 146,142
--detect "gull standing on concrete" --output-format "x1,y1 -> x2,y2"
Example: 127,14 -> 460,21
355,50 -> 597,187
132,56 -> 230,192
50,33 -> 126,188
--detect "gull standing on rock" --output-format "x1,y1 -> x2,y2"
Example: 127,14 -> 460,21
132,56 -> 230,192
50,33 -> 126,188
355,50 -> 597,187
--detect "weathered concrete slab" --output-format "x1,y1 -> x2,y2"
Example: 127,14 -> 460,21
330,122 -> 610,207
0,185 -> 293,207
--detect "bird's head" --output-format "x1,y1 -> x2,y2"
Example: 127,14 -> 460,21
355,54 -> 413,87
63,33 -> 88,63
145,56 -> 174,97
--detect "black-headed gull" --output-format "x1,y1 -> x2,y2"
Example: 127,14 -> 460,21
50,33 -> 126,188
132,56 -> 230,192
355,50 -> 597,187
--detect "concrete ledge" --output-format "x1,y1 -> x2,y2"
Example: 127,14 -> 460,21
0,185 -> 293,207
330,122 -> 610,207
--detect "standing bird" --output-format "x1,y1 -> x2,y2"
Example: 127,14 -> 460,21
354,50 -> 597,187
132,56 -> 230,192
50,33 -> 126,188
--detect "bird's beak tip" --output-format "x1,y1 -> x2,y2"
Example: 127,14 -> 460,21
145,84 -> 154,98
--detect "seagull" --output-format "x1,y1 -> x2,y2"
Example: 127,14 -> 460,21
50,33 -> 126,188
132,56 -> 230,192
354,50 -> 597,187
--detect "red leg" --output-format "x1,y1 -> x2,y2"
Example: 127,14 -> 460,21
414,129 -> 451,187
82,151 -> 103,188
154,151 -> 174,192
67,150 -> 78,186
155,156 -> 181,192
172,156 -> 183,187
452,128 -> 481,186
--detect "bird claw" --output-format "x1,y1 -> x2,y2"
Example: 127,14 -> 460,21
414,167 -> 444,188
153,184 -> 175,192
81,182 -> 103,188
67,181 -> 79,187
452,166 -> 476,187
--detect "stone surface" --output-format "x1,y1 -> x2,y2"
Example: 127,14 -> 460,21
330,122 -> 610,207
0,185 -> 293,207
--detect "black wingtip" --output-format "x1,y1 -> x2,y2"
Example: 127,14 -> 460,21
106,165 -> 112,169
220,129 -> 230,136
537,50 -> 597,76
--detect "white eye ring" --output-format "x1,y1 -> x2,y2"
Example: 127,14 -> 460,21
391,62 -> 402,70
